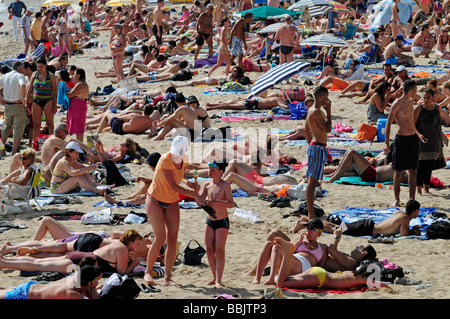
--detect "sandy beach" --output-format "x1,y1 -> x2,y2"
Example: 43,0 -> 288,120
0,0 -> 449,304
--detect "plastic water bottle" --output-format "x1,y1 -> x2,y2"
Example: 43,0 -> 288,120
0,142 -> 4,159
375,183 -> 392,190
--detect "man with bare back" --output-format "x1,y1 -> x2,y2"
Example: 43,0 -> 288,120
194,4 -> 214,61
384,80 -> 426,207
152,0 -> 165,48
304,86 -> 332,219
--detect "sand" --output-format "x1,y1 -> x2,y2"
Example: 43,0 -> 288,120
0,0 -> 449,302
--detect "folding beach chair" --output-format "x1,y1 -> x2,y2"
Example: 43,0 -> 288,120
343,23 -> 359,40
5,161 -> 45,211
30,43 -> 45,59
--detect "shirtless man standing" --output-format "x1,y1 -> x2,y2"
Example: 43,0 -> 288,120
411,23 -> 435,58
384,80 -> 426,207
275,15 -> 299,64
384,34 -> 414,66
230,12 -> 253,69
152,93 -> 201,141
152,0 -> 165,48
304,86 -> 332,219
194,4 -> 214,61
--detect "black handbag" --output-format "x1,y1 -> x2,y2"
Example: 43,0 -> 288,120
182,239 -> 206,266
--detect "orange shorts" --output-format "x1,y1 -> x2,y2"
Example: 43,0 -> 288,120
330,77 -> 350,91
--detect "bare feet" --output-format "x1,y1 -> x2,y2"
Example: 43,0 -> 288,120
144,273 -> 156,285
16,247 -> 36,256
163,279 -> 182,288
0,242 -> 12,255
104,192 -> 118,205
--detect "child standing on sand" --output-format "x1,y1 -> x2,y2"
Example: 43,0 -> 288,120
198,161 -> 234,288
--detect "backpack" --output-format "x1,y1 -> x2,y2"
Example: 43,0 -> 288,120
33,134 -> 51,151
99,273 -> 141,299
170,70 -> 192,81
426,220 -> 450,239
156,99 -> 177,115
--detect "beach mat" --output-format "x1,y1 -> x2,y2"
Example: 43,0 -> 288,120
324,175 -> 408,186
39,188 -> 98,197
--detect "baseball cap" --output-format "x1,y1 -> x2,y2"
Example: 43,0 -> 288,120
169,135 -> 190,157
395,34 -> 404,41
305,218 -> 324,230
368,34 -> 376,44
146,152 -> 161,167
66,141 -> 85,153
396,65 -> 407,73
28,7 -> 36,14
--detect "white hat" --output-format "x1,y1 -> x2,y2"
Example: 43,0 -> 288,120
169,135 -> 190,157
66,141 -> 85,153
368,34 -> 376,44
396,65 -> 407,72
28,7 -> 36,14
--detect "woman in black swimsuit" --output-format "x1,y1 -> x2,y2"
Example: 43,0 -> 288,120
187,95 -> 211,130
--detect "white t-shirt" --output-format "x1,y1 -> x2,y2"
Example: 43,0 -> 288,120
21,14 -> 32,37
0,70 -> 27,102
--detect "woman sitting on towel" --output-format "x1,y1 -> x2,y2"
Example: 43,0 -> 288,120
49,141 -> 111,195
92,137 -> 138,163
0,148 -> 37,200
252,219 -> 328,285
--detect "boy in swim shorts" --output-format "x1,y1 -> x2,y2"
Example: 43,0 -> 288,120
198,161 -> 234,288
304,86 -> 332,219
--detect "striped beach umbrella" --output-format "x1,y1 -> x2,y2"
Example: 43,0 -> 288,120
105,0 -> 136,6
257,22 -> 284,34
248,62 -> 311,99
329,1 -> 351,12
42,0 -> 73,6
288,0 -> 330,8
300,34 -> 348,47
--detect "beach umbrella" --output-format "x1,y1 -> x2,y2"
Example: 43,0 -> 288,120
305,4 -> 334,17
256,22 -> 284,34
42,0 -> 73,6
373,0 -> 415,10
248,62 -> 310,99
329,1 -> 351,12
105,0 -> 136,6
288,0 -> 330,10
300,34 -> 348,47
371,0 -> 413,27
236,6 -> 302,21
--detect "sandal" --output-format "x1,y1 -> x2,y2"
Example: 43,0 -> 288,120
140,283 -> 161,293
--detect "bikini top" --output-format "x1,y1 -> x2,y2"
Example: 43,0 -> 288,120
296,241 -> 323,261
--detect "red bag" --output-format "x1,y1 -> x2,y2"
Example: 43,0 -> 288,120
33,134 -> 51,151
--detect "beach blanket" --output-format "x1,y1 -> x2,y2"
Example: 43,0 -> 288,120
324,175 -> 407,187
39,188 -> 98,197
93,200 -> 144,209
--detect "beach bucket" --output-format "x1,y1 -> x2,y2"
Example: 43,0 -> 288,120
377,118 -> 388,142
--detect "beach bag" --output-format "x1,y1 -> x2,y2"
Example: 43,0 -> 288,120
289,102 -> 308,120
426,220 -> 450,239
156,99 -> 177,115
182,239 -> 206,265
356,123 -> 377,141
101,160 -> 128,187
170,70 -> 192,81
291,201 -> 325,217
221,82 -> 246,92
33,134 -> 51,151
81,208 -> 119,225
282,87 -> 305,102
100,273 -> 141,299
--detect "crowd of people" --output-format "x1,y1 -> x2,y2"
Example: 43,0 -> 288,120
0,0 -> 449,299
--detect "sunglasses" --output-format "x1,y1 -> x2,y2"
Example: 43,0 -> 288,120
19,157 -> 29,160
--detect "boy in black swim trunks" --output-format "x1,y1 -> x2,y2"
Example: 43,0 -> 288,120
198,161 -> 234,288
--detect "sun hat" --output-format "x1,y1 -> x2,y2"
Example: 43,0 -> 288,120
66,141 -> 85,153
395,34 -> 404,41
367,34 -> 376,44
28,7 -> 36,14
169,135 -> 190,157
187,95 -> 199,105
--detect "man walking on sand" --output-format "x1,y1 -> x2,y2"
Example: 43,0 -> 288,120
275,15 -> 299,64
229,12 -> 253,69
194,4 -> 214,61
304,86 -> 332,219
384,80 -> 426,207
